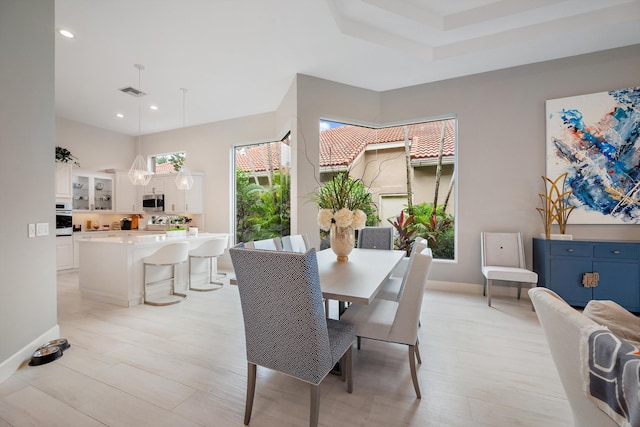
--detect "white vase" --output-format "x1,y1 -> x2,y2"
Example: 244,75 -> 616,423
330,224 -> 355,262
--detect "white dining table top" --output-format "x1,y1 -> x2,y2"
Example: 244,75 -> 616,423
317,248 -> 405,305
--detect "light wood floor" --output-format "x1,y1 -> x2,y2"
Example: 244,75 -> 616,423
0,272 -> 572,426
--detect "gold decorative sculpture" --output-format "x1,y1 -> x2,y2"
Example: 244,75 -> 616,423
537,173 -> 575,239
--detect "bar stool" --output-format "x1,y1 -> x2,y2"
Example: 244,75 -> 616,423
143,242 -> 189,305
188,236 -> 229,291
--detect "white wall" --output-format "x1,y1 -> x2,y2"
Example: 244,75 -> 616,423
0,0 -> 58,381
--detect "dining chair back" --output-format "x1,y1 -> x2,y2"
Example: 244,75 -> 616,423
281,234 -> 310,252
481,232 -> 538,306
357,226 -> 393,250
340,246 -> 433,398
377,237 -> 429,302
229,246 -> 355,427
245,237 -> 282,251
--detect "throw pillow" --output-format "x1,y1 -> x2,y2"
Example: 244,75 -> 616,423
583,300 -> 640,348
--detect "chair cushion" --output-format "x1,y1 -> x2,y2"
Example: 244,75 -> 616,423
481,266 -> 537,283
339,299 -> 397,342
326,318 -> 356,364
583,300 -> 640,347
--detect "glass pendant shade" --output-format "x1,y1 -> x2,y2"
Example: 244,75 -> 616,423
128,154 -> 152,185
175,164 -> 194,190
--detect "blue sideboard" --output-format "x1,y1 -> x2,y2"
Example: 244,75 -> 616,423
532,238 -> 640,312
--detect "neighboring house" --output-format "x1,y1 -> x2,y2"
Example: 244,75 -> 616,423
236,119 -> 456,223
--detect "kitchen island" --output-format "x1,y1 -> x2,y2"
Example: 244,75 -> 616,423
78,232 -> 228,307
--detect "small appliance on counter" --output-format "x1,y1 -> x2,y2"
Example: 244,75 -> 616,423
121,218 -> 132,230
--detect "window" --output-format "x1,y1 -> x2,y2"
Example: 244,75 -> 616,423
151,152 -> 186,174
319,119 -> 456,260
233,133 -> 291,244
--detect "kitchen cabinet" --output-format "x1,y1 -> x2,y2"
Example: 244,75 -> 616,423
72,171 -> 114,212
113,171 -> 142,213
55,163 -> 73,199
56,236 -> 74,270
533,238 -> 640,312
144,173 -> 204,214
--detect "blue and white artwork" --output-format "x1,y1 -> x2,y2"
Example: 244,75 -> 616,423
546,87 -> 640,224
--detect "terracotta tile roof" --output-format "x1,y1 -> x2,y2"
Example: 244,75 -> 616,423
319,119 -> 455,167
236,142 -> 282,173
235,119 -> 456,172
155,162 -> 176,174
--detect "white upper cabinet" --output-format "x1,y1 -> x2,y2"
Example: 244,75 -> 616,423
147,173 -> 204,214
72,171 -> 114,212
55,163 -> 73,199
113,171 -> 142,213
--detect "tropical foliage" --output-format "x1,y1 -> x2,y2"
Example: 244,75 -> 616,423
388,210 -> 417,256
405,202 -> 455,259
235,169 -> 290,243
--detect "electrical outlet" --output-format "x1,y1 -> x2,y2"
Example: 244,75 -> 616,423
36,222 -> 49,236
28,223 -> 36,238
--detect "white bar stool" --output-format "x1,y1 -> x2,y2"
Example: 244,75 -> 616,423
188,236 -> 229,291
143,242 -> 189,305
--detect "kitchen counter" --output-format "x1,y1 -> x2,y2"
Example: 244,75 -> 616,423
78,232 -> 228,307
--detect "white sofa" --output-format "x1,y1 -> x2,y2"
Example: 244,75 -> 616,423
529,287 -> 621,427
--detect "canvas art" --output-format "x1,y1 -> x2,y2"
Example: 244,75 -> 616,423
546,87 -> 640,224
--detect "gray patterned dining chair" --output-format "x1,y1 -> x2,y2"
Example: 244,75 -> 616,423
229,246 -> 355,427
357,226 -> 394,250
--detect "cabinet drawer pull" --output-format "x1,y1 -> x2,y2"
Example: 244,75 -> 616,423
567,248 -> 574,253
612,250 -> 620,254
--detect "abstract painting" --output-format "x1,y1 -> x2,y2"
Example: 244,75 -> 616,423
546,87 -> 640,224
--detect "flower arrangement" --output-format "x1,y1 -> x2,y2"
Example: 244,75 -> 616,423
311,172 -> 371,230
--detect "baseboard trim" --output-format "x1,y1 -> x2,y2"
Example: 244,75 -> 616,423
0,324 -> 60,384
426,280 -> 533,300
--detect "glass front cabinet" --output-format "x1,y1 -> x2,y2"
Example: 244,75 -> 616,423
72,171 -> 114,212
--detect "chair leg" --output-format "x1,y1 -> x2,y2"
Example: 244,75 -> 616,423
408,344 -> 421,399
310,384 -> 320,427
487,279 -> 492,307
357,336 -> 361,350
244,363 -> 256,425
342,345 -> 353,393
414,338 -> 422,365
517,283 -> 522,299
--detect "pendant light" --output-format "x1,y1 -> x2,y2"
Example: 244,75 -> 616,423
128,64 -> 153,186
175,87 -> 194,190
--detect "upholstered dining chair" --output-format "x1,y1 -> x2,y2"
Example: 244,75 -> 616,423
281,234 -> 310,252
481,232 -> 538,307
229,246 -> 355,427
377,237 -> 429,301
340,247 -> 433,398
357,226 -> 394,250
244,237 -> 282,251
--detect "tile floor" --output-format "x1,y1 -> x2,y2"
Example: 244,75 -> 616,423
0,272 -> 573,426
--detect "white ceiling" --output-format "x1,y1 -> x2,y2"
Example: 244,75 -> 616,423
54,0 -> 640,136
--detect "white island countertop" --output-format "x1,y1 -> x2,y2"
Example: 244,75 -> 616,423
78,232 -> 229,307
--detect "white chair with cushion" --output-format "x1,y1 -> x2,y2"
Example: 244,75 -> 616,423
244,237 -> 282,251
529,288 -> 619,427
340,247 -> 433,398
143,242 -> 189,306
188,235 -> 229,291
480,232 -> 538,307
376,237 -> 429,302
229,246 -> 355,427
281,234 -> 310,252
357,226 -> 393,250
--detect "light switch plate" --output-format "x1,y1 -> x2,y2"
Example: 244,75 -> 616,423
36,222 -> 49,236
28,223 -> 36,238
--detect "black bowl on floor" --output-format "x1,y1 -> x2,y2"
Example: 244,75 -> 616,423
28,346 -> 63,366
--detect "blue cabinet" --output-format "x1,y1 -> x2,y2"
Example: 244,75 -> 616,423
533,238 -> 640,312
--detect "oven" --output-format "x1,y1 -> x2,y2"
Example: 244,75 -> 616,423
55,201 -> 73,236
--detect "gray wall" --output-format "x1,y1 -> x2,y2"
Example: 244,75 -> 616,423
0,0 -> 57,374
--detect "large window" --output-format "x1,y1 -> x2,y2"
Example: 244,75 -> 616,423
233,133 -> 291,244
319,119 -> 456,260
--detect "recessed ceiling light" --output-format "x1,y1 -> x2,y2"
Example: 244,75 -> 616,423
150,105 -> 158,110
116,113 -> 124,118
57,28 -> 75,39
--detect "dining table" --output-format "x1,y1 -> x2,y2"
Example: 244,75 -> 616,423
317,247 -> 405,315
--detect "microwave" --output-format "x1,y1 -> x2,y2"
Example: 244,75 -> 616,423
142,194 -> 164,212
